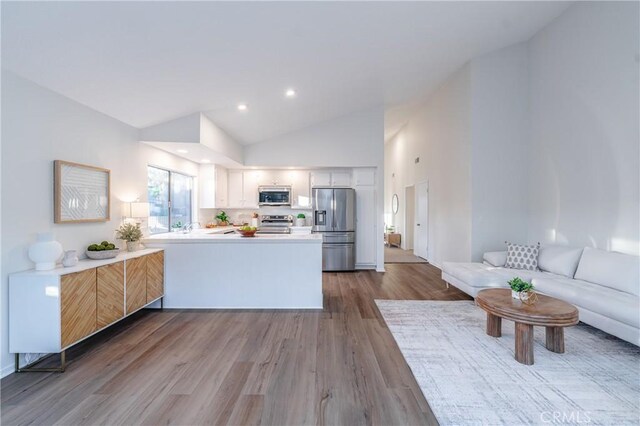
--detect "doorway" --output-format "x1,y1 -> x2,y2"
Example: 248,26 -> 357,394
404,185 -> 415,251
414,181 -> 428,260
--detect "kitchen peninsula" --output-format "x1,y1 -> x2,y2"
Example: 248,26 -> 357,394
143,229 -> 323,309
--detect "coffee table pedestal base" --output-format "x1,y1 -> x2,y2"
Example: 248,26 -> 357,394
486,313 -> 502,337
545,326 -> 565,353
515,322 -> 534,365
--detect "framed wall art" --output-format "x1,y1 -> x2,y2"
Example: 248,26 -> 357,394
54,160 -> 111,223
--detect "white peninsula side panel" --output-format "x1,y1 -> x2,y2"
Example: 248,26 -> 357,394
143,232 -> 323,309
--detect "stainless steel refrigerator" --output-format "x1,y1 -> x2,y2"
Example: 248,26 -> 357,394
312,188 -> 356,271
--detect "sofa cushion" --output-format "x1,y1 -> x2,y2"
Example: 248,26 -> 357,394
505,242 -> 539,270
574,247 -> 640,296
442,262 -> 554,289
538,245 -> 584,278
483,251 -> 507,267
533,277 -> 640,328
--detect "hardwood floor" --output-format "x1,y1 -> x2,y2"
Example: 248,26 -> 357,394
1,263 -> 471,426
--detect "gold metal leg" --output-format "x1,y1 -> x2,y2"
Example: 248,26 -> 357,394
15,351 -> 66,373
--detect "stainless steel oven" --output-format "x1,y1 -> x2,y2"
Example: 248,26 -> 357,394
257,215 -> 292,234
258,186 -> 291,206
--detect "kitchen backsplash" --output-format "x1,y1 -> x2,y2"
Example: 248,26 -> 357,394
200,207 -> 313,226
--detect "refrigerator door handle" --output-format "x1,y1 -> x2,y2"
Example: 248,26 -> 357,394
331,196 -> 336,230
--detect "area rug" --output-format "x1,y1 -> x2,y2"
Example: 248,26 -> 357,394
384,246 -> 428,263
375,300 -> 640,425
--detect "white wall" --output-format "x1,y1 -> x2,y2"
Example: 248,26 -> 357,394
385,66 -> 472,266
469,43 -> 529,260
1,72 -> 199,377
244,107 -> 384,168
528,1 -> 640,255
385,1 -> 640,267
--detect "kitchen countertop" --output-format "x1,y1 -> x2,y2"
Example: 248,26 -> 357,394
143,228 -> 322,244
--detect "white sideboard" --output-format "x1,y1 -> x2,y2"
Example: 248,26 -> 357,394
9,248 -> 164,371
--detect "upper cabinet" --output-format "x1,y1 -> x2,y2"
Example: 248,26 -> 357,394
310,171 -> 331,187
242,171 -> 260,208
353,168 -> 376,186
199,164 -> 228,209
227,170 -> 244,208
310,170 -> 352,188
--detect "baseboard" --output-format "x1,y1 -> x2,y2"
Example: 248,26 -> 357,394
1,362 -> 14,378
429,260 -> 442,269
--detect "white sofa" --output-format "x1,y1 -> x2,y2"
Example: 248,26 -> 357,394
442,246 -> 640,346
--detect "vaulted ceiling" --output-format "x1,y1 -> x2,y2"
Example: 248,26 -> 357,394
2,1 -> 570,144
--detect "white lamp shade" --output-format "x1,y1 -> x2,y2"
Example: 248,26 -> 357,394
123,201 -> 149,218
131,202 -> 149,218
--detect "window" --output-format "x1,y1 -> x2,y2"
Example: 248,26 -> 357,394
147,166 -> 193,234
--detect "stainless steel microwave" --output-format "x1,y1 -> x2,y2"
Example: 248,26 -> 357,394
258,186 -> 291,206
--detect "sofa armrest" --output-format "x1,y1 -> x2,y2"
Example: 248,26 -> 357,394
483,251 -> 507,267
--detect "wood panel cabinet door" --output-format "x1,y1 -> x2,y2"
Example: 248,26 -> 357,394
126,256 -> 147,314
61,269 -> 97,348
97,262 -> 125,328
146,252 -> 164,303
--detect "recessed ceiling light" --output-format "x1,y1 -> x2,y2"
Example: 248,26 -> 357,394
237,103 -> 248,111
285,89 -> 296,98
201,159 -> 211,163
177,149 -> 188,154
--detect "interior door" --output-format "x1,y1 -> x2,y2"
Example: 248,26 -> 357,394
313,188 -> 334,232
414,182 -> 428,260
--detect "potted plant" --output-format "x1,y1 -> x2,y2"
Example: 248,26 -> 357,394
508,277 -> 534,300
116,222 -> 143,252
216,211 -> 230,226
295,213 -> 306,227
171,221 -> 183,232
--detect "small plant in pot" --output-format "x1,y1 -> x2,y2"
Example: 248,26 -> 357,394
171,221 -> 183,232
295,213 -> 306,227
116,222 -> 143,252
508,277 -> 534,300
216,211 -> 230,226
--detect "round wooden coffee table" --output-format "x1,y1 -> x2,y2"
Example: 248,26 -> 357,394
476,288 -> 579,365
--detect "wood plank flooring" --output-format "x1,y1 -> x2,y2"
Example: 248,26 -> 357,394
1,263 -> 471,426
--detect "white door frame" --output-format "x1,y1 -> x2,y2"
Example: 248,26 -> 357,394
414,180 -> 429,260
403,184 -> 415,251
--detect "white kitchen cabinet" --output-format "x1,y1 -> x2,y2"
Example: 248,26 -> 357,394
199,165 -> 227,208
353,168 -> 376,186
310,170 -> 352,188
355,187 -> 376,267
242,170 -> 261,208
310,171 -> 331,187
258,170 -> 291,186
227,170 -> 244,208
216,167 -> 228,207
199,164 -> 216,208
331,171 -> 352,187
290,170 -> 310,207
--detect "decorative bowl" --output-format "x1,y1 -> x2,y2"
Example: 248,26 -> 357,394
86,249 -> 120,260
236,229 -> 257,237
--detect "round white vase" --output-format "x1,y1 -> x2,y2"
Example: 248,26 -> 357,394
295,218 -> 306,227
126,241 -> 139,252
511,290 -> 521,300
28,232 -> 63,271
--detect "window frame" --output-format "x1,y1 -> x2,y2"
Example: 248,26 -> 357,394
147,165 -> 194,234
